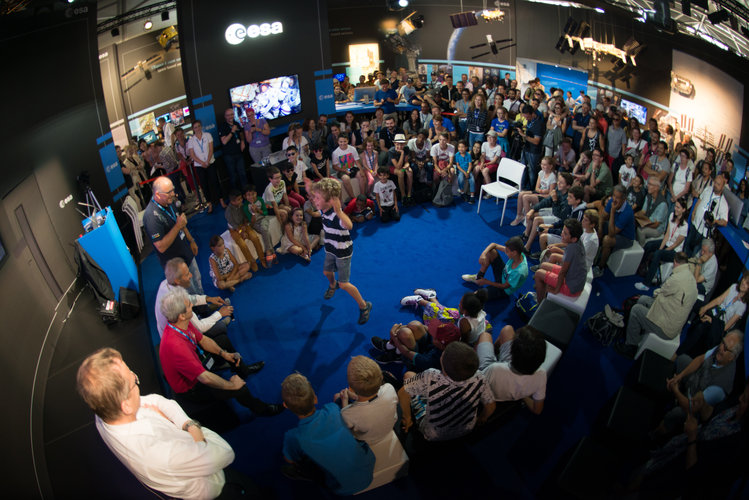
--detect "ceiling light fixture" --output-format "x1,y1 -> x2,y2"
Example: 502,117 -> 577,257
144,19 -> 153,30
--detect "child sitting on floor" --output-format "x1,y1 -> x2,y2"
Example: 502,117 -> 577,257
207,235 -> 252,291
281,373 -> 375,494
398,342 -> 496,441
278,207 -> 319,262
344,194 -> 375,223
399,288 -> 491,345
336,356 -> 399,446
225,189 -> 265,271
373,167 -> 400,222
242,184 -> 277,266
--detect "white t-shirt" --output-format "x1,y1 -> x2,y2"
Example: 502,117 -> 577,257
663,218 -> 688,251
282,136 -> 309,153
694,188 -> 730,237
581,230 -> 599,270
407,138 -> 432,160
716,284 -> 747,322
331,146 -> 360,172
619,165 -> 637,188
671,164 -> 693,197
340,384 -> 398,446
186,133 -> 214,165
481,141 -> 502,163
430,143 -> 455,164
481,361 -> 547,403
373,179 -> 397,207
538,171 -> 557,191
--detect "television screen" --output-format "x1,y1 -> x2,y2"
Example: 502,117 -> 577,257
182,106 -> 191,117
170,109 -> 185,126
128,111 -> 156,138
156,112 -> 171,123
620,99 -> 647,124
353,86 -> 377,102
140,130 -> 158,144
229,74 -> 302,123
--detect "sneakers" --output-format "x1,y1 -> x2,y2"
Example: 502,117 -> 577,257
529,251 -> 541,261
358,301 -> 373,324
634,282 -> 650,292
468,195 -> 476,205
400,295 -> 422,308
483,193 -> 492,200
592,266 -> 604,278
370,336 -> 390,351
324,281 -> 339,299
530,264 -> 540,273
462,274 -> 478,283
374,349 -> 403,364
413,288 -> 437,300
604,304 -> 625,328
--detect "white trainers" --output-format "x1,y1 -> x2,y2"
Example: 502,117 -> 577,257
634,282 -> 650,292
413,288 -> 437,300
461,274 -> 478,283
400,295 -> 421,307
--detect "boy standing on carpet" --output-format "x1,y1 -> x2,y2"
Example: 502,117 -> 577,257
308,178 -> 373,324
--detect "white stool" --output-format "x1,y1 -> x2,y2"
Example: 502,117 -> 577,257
539,340 -> 563,376
607,241 -> 644,277
355,431 -> 409,494
635,332 -> 680,360
547,279 -> 592,317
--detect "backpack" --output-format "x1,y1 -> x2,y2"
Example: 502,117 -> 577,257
515,291 -> 539,318
432,178 -> 454,207
586,311 -> 622,346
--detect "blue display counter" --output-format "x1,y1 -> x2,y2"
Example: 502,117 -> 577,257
334,102 -> 419,116
78,207 -> 138,301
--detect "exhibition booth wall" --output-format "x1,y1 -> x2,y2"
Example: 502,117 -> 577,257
0,3 -> 159,497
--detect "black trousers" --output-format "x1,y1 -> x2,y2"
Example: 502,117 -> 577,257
178,333 -> 270,414
215,467 -> 266,499
196,163 -> 222,205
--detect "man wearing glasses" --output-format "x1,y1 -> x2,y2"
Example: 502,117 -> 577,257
654,330 -> 743,437
144,176 -> 203,294
77,347 -> 263,499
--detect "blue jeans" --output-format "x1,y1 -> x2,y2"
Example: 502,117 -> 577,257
457,170 -> 475,194
521,150 -> 541,191
188,257 -> 204,295
468,131 -> 485,149
223,153 -> 248,190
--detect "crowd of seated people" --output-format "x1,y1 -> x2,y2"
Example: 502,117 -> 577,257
105,68 -> 749,498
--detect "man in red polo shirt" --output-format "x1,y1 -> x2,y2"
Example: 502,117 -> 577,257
159,288 -> 283,416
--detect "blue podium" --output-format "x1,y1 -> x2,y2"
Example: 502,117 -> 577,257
78,207 -> 138,301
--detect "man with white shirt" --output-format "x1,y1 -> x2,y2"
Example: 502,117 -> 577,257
187,120 -> 221,212
155,257 -> 233,339
685,173 -> 729,256
77,348 -> 261,499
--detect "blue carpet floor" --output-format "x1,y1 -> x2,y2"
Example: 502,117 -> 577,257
141,196 -> 649,499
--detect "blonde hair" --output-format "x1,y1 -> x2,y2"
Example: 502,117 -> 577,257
281,373 -> 316,415
347,356 -> 383,398
76,348 -> 128,422
308,177 -> 341,201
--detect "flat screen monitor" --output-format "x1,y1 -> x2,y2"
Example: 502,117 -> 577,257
170,109 -> 185,126
353,86 -> 377,102
182,106 -> 191,117
723,188 -> 745,227
620,98 -> 647,124
229,74 -> 302,123
140,130 -> 158,144
156,112 -> 171,123
128,111 -> 156,138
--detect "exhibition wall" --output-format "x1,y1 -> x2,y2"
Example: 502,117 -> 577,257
0,2 -> 158,496
177,0 -> 331,129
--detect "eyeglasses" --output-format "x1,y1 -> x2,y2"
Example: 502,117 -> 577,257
129,372 -> 140,393
286,152 -> 296,157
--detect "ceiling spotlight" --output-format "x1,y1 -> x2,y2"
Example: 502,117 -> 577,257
594,7 -> 605,13
387,0 -> 407,11
144,19 -> 153,30
161,11 -> 169,22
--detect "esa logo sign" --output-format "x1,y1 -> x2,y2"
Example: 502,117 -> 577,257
225,22 -> 283,45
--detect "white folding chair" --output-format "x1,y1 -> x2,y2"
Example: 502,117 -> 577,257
122,195 -> 145,252
476,157 -> 526,226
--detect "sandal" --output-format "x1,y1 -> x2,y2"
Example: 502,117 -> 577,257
324,281 -> 339,299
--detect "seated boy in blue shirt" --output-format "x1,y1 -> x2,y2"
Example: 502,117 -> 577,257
281,373 -> 375,495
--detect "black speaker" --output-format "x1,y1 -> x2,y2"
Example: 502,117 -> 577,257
119,287 -> 141,320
